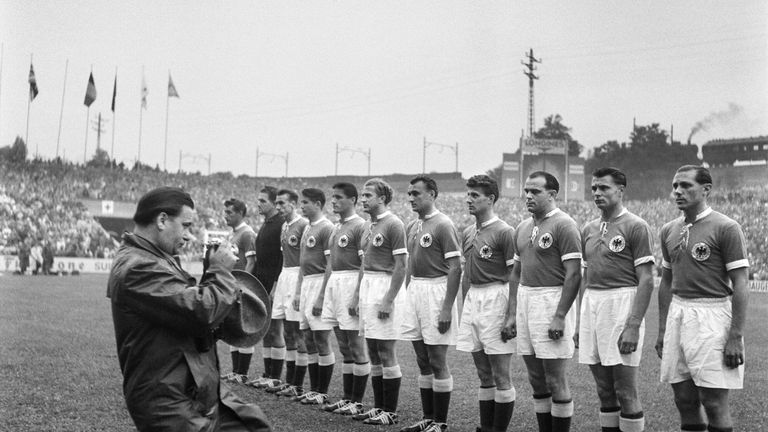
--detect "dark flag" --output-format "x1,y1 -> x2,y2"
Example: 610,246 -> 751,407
84,72 -> 97,107
111,75 -> 117,112
168,74 -> 179,98
28,63 -> 39,101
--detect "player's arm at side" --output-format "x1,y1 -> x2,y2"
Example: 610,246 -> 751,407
380,253 -> 407,316
618,262 -> 654,353
551,258 -> 581,334
574,265 -> 587,348
656,224 -> 673,358
724,267 -> 748,368
501,260 -> 521,342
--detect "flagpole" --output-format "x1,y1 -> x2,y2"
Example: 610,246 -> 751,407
138,65 -> 144,166
111,66 -> 116,160
0,43 -> 4,141
26,54 -> 32,155
56,59 -> 69,159
83,65 -> 92,164
84,106 -> 90,163
164,72 -> 169,171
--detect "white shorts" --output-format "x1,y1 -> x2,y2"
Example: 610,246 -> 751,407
271,267 -> 301,321
321,270 -> 360,331
660,296 -> 744,389
457,283 -> 515,355
400,276 -> 458,346
516,285 -> 576,359
299,273 -> 334,331
578,287 -> 644,367
359,271 -> 406,340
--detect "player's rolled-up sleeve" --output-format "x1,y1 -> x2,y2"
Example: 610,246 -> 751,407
390,220 -> 408,255
502,226 -> 516,267
630,221 -> 655,267
558,220 -> 582,262
722,222 -> 749,271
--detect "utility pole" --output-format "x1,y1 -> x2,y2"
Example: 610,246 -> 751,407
91,112 -> 109,153
522,49 -> 541,138
423,137 -> 459,174
336,144 -> 372,176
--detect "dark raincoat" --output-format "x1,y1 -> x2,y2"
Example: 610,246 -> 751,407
107,233 -> 271,432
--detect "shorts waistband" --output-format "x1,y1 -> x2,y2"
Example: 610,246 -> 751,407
410,275 -> 448,283
672,295 -> 731,307
330,270 -> 359,276
586,286 -> 637,295
302,273 -> 325,280
470,281 -> 506,289
363,271 -> 391,277
519,284 -> 563,291
282,266 -> 299,271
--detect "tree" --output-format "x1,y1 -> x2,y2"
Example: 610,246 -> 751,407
534,114 -> 583,157
86,148 -> 111,168
0,136 -> 28,163
629,123 -> 668,148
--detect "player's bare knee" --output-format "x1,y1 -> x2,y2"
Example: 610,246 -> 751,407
673,390 -> 701,412
544,372 -> 568,394
614,384 -> 639,408
428,356 -> 448,377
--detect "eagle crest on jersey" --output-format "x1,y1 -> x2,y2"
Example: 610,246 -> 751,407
419,233 -> 433,248
691,242 -> 711,261
373,233 -> 384,247
307,236 -> 317,248
338,234 -> 349,248
609,235 -> 626,253
288,235 -> 299,247
479,244 -> 493,259
538,232 -> 553,249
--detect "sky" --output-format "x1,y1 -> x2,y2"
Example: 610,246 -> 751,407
0,1 -> 766,178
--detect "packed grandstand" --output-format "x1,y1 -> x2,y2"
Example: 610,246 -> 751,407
1,158 -> 766,280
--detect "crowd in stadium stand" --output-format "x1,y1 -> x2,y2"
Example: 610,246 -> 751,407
1,159 -> 766,280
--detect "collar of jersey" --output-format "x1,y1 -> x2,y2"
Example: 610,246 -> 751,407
601,207 -> 628,223
422,210 -> 440,220
372,210 -> 392,222
692,207 -> 712,223
480,216 -> 500,228
286,215 -> 303,226
310,216 -> 329,226
234,222 -> 248,232
341,214 -> 362,223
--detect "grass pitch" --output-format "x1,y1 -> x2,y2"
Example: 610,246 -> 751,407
0,274 -> 766,431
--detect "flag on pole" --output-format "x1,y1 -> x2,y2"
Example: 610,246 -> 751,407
168,73 -> 179,98
28,63 -> 39,101
84,72 -> 97,107
141,74 -> 148,109
111,75 -> 117,112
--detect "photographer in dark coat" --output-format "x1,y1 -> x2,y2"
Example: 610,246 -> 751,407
107,187 -> 271,432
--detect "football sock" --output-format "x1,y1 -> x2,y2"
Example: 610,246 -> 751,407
493,387 -> 516,432
294,352 -> 308,387
478,386 -> 496,432
432,376 -> 453,424
318,353 -> 336,394
619,411 -> 644,432
285,349 -> 297,384
371,364 -> 384,409
382,365 -> 402,413
308,352 -> 319,392
418,374 -> 435,420
352,362 -> 371,403
551,399 -> 573,432
238,353 -> 252,376
270,346 -> 286,379
598,406 -> 620,432
341,361 -> 355,400
533,393 -> 553,432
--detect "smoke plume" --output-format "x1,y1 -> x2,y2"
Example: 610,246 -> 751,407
687,103 -> 744,144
